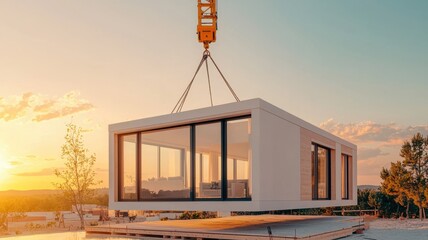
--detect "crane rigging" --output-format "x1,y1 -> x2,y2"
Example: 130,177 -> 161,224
171,0 -> 240,114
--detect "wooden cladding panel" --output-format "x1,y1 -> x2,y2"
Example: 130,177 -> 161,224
300,128 -> 312,200
300,128 -> 337,200
342,144 -> 353,156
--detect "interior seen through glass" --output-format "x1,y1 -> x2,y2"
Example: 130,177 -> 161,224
195,122 -> 222,198
118,117 -> 251,201
341,154 -> 350,199
311,143 -> 330,200
317,147 -> 328,199
120,134 -> 137,200
140,126 -> 191,199
227,118 -> 251,198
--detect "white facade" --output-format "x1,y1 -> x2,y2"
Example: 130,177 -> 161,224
109,98 -> 357,211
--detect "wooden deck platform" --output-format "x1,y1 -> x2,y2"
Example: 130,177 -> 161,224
86,215 -> 365,240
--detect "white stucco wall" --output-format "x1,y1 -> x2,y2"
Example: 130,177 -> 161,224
257,109 -> 301,201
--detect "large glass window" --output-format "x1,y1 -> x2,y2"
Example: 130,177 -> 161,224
140,126 -> 190,200
341,154 -> 351,199
227,118 -> 251,198
195,122 -> 222,199
117,116 -> 251,201
311,143 -> 330,200
119,134 -> 137,200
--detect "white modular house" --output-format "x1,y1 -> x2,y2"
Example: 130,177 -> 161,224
109,99 -> 357,211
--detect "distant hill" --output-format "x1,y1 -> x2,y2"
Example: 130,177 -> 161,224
358,185 -> 380,190
0,188 -> 108,198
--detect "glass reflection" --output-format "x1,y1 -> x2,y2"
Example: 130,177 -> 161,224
227,119 -> 251,198
195,122 -> 222,198
341,155 -> 349,199
140,126 -> 190,199
312,143 -> 330,200
317,147 -> 328,199
120,134 -> 137,200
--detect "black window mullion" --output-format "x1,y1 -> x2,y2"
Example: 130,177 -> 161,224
327,149 -> 331,200
344,155 -> 347,199
314,145 -> 318,200
136,133 -> 141,200
118,136 -> 123,201
221,120 -> 227,200
190,125 -> 195,200
343,155 -> 349,200
346,156 -> 349,199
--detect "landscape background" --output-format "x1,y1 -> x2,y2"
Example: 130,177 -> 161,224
1,0 -> 428,191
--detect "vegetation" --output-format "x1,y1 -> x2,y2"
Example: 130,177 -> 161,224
380,133 -> 428,220
231,188 -> 419,218
54,122 -> 101,229
0,190 -> 108,233
178,211 -> 217,220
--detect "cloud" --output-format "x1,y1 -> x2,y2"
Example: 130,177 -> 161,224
358,148 -> 389,161
0,92 -> 33,121
320,119 -> 428,144
14,168 -> 55,177
0,91 -> 93,122
320,119 -> 428,185
8,161 -> 22,166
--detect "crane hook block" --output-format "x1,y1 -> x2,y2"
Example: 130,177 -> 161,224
197,0 -> 217,49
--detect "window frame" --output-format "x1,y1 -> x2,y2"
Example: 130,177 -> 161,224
311,143 -> 331,200
118,133 -> 140,202
139,125 -> 191,201
341,154 -> 351,200
117,115 -> 251,202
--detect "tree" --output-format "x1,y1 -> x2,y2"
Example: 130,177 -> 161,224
54,123 -> 100,229
400,133 -> 428,220
380,161 -> 412,218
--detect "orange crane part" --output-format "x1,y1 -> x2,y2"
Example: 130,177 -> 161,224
171,0 -> 240,113
197,0 -> 217,49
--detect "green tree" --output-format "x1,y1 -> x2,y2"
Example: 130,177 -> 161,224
400,133 -> 428,220
54,123 -> 100,229
380,161 -> 412,218
357,189 -> 372,210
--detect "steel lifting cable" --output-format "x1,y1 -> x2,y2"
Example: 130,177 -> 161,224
208,55 -> 240,102
171,53 -> 208,113
205,57 -> 214,107
176,52 -> 208,113
171,50 -> 240,113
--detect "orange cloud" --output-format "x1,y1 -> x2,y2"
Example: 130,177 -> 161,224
33,103 -> 93,122
0,92 -> 33,121
320,119 -> 428,145
14,168 -> 55,177
0,91 -> 93,122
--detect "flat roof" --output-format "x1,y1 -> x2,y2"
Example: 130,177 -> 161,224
109,98 -> 356,148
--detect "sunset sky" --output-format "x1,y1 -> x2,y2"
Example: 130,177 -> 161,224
0,0 -> 427,190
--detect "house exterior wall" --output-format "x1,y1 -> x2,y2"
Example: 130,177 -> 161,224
250,102 -> 357,210
258,109 -> 301,202
109,98 -> 357,211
